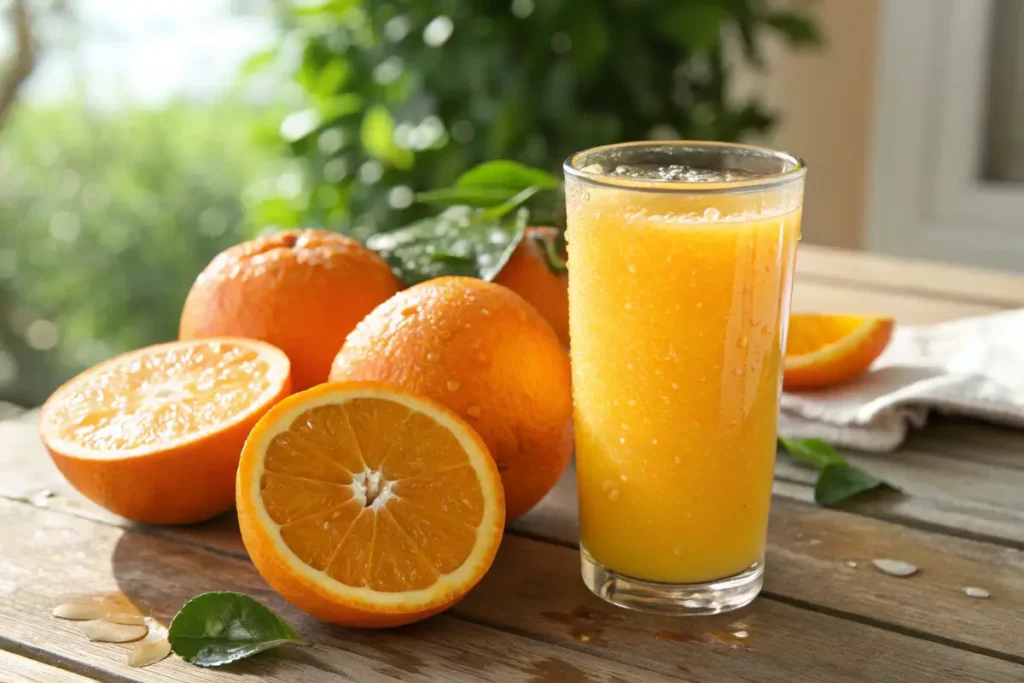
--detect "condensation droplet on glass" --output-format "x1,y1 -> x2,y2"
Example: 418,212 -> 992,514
480,307 -> 491,317
446,380 -> 460,392
627,363 -> 634,371
619,436 -> 626,444
651,438 -> 658,445
733,367 -> 743,377
581,191 -> 591,201
620,473 -> 629,482
426,352 -> 440,362
627,399 -> 636,407
737,336 -> 749,349
608,489 -> 620,502
673,547 -> 683,557
466,405 -> 481,417
601,479 -> 614,492
620,423 -> 629,431
696,302 -> 703,309
627,264 -> 637,274
674,455 -> 682,464
624,302 -> 632,311
671,382 -> 680,390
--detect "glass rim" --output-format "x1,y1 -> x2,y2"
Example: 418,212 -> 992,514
564,140 -> 807,194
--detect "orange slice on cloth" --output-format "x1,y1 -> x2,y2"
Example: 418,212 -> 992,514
40,338 -> 291,524
784,314 -> 895,390
236,381 -> 505,628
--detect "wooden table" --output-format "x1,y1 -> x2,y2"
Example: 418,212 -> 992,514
1,244 -> 1023,682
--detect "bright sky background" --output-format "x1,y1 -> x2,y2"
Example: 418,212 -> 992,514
8,0 -> 277,106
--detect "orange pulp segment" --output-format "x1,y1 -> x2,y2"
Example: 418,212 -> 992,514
784,313 -> 895,389
40,338 -> 291,524
236,381 -> 505,628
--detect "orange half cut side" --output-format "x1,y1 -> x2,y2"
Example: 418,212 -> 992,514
40,338 -> 291,524
236,381 -> 505,628
784,313 -> 895,390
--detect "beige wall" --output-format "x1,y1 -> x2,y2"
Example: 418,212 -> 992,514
735,0 -> 881,249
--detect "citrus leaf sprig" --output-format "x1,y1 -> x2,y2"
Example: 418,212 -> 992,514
368,160 -> 562,286
168,592 -> 308,667
779,438 -> 900,506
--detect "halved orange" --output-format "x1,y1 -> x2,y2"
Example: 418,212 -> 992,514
784,314 -> 895,390
235,381 -> 505,628
40,338 -> 291,524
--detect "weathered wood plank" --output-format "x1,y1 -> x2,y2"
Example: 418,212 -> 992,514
791,279 -> 999,324
0,500 -> 686,683
774,445 -> 1024,547
797,245 -> 1024,310
515,467 -> 1024,662
2,499 -> 1021,683
4,416 -> 1024,663
0,649 -> 99,683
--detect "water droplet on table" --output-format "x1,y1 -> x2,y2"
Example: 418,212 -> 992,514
872,558 -> 917,577
964,586 -> 990,599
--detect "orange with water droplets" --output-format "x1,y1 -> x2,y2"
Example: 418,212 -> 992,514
40,338 -> 291,524
494,226 -> 570,347
329,277 -> 573,519
784,313 -> 895,389
180,229 -> 401,391
235,381 -> 505,627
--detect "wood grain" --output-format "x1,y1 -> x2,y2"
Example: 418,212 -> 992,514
774,444 -> 1024,547
0,649 -> 98,683
797,245 -> 1024,310
515,467 -> 1024,662
2,499 -> 1021,683
0,499 -> 688,683
791,279 -> 1000,324
5,416 -> 1024,663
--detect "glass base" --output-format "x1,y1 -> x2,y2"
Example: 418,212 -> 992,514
580,548 -> 763,616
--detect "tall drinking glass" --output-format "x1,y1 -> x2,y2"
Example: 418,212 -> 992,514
564,142 -> 805,615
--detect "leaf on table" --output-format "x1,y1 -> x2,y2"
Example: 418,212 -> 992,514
815,462 -> 899,507
779,438 -> 900,507
367,205 -> 528,286
778,437 -> 846,470
168,591 -> 308,668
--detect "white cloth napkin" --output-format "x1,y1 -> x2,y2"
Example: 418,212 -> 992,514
779,310 -> 1024,452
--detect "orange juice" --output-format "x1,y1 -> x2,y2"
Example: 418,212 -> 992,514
564,142 -> 804,613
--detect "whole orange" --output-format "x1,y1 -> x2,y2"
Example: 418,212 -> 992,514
180,229 -> 400,391
329,277 -> 573,519
494,226 -> 570,347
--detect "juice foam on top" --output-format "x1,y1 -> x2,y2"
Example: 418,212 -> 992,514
580,163 -> 763,183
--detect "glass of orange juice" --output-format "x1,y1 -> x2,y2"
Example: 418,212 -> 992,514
564,141 -> 805,615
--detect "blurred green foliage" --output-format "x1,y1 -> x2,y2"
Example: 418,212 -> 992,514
0,101 -> 274,407
255,0 -> 820,240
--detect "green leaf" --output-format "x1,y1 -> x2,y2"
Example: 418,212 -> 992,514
778,437 -> 846,471
168,592 -> 309,667
367,206 -> 528,286
529,229 -> 567,275
766,12 -> 824,47
455,160 -> 558,192
415,187 -> 520,208
815,463 -> 897,507
360,105 -> 414,170
657,3 -> 730,53
476,186 -> 543,220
